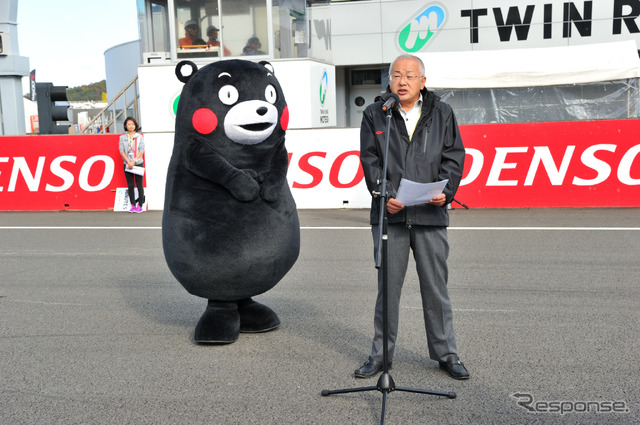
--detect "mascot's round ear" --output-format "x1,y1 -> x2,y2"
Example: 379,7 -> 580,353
176,61 -> 198,83
259,61 -> 275,74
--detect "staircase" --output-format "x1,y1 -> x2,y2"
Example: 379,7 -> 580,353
81,76 -> 140,134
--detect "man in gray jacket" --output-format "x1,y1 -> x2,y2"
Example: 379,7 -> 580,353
356,54 -> 468,380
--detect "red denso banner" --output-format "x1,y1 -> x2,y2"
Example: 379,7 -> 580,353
0,135 -> 131,211
456,119 -> 640,207
1,120 -> 639,210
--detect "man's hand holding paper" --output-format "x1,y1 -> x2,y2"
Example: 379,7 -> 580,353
395,178 -> 449,207
386,197 -> 405,214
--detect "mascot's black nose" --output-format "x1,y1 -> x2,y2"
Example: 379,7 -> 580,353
256,106 -> 268,116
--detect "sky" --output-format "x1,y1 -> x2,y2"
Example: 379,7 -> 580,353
17,0 -> 140,92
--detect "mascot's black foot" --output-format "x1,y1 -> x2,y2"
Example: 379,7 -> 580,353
238,298 -> 281,333
193,300 -> 240,344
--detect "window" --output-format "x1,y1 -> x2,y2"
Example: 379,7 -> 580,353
272,0 -> 307,59
221,0 -> 268,57
175,0 -> 226,58
140,0 -> 311,60
137,0 -> 170,53
140,0 -> 313,60
172,0 -> 271,58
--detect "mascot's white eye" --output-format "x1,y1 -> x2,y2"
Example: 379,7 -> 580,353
264,85 -> 277,104
219,85 -> 239,105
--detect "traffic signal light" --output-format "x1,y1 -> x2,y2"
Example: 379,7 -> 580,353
36,83 -> 70,134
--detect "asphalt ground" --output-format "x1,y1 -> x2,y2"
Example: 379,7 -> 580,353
1,208 -> 639,425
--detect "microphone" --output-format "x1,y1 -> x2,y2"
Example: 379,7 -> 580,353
381,93 -> 399,111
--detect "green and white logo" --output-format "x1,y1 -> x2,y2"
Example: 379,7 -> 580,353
398,4 -> 447,53
319,69 -> 328,105
172,94 -> 180,117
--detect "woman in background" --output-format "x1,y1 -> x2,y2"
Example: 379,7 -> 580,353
119,117 -> 145,213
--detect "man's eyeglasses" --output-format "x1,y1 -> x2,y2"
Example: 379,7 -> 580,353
389,74 -> 422,82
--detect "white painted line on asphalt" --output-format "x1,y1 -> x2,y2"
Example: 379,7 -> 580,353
404,306 -> 516,313
0,226 -> 366,230
0,226 -> 163,229
10,299 -> 92,306
1,226 -> 640,231
301,226 -> 369,230
302,227 -> 640,230
450,227 -> 640,230
453,308 -> 517,313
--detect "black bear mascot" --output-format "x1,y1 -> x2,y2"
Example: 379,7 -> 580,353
162,60 -> 300,344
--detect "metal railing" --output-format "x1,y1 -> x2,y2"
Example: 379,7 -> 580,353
81,75 -> 140,134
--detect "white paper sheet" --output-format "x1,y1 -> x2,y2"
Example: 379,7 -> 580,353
125,166 -> 145,176
396,178 -> 448,206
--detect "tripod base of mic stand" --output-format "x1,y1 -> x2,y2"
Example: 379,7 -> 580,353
322,371 -> 456,424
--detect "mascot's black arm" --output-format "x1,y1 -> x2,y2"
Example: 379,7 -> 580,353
260,142 -> 289,202
186,137 -> 260,202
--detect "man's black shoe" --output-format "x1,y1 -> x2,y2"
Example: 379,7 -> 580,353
354,357 -> 391,378
439,356 -> 469,380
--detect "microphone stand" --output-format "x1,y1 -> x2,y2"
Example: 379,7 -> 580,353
452,198 -> 469,209
321,101 -> 456,424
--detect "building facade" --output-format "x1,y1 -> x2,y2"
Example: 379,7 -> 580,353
128,0 -> 640,210
135,0 -> 640,129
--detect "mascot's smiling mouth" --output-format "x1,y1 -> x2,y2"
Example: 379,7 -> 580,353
241,122 -> 273,132
224,100 -> 278,145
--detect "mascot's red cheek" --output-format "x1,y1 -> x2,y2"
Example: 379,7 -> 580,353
192,108 -> 218,134
281,106 -> 289,131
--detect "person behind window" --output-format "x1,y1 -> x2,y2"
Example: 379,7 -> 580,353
119,117 -> 145,213
179,20 -> 206,48
206,26 -> 231,56
242,36 -> 265,55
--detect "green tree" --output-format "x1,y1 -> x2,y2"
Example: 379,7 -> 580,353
67,80 -> 106,102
